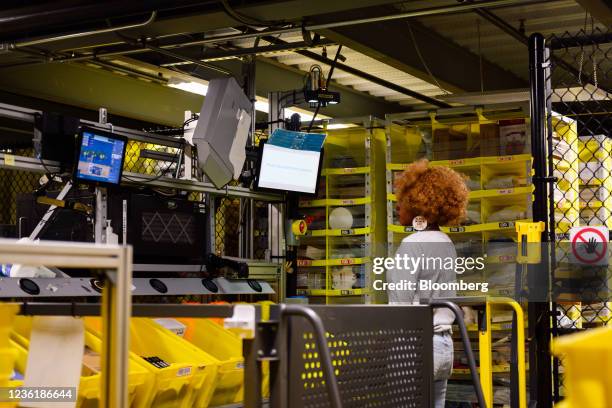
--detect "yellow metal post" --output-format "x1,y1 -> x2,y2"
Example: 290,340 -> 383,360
516,221 -> 545,264
513,221 -> 543,407
478,301 -> 494,407
489,298 -> 528,408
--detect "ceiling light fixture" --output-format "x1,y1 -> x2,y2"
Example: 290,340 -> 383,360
168,78 -> 331,121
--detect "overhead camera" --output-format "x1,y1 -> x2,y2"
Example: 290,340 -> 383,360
304,65 -> 341,108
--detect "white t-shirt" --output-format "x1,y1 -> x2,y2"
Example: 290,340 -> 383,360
386,230 -> 457,332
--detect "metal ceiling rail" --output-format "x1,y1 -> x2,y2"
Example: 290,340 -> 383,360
151,0 -> 544,48
159,39 -> 336,67
13,11 -> 157,48
87,59 -> 170,84
143,43 -> 232,75
262,36 -> 451,108
18,0 -> 541,66
472,7 -> 611,94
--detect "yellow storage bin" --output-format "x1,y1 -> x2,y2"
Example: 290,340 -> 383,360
0,340 -> 23,408
87,317 -> 219,408
551,326 -> 612,408
0,304 -> 18,348
11,316 -> 153,408
0,347 -> 17,387
180,318 -> 244,406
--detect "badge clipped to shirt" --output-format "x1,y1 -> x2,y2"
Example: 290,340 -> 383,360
412,215 -> 427,231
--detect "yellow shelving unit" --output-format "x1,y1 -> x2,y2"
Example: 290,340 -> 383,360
554,134 -> 612,330
577,134 -> 612,228
386,104 -> 536,408
385,104 -> 534,262
295,117 -> 386,304
552,113 -> 580,238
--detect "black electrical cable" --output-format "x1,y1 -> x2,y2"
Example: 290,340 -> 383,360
307,45 -> 343,132
220,0 -> 289,28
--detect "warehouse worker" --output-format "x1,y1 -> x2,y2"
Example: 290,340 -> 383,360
387,158 -> 469,408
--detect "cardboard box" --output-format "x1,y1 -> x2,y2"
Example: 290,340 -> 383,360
432,128 -> 468,160
579,161 -> 610,184
552,138 -> 576,161
500,119 -> 530,155
580,186 -> 609,202
580,207 -> 610,225
82,347 -> 101,374
480,123 -> 500,157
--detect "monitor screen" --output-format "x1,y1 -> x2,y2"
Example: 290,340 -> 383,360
256,143 -> 322,194
75,128 -> 127,185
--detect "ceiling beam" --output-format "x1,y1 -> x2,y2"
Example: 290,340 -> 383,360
110,50 -> 407,117
254,57 -> 405,117
0,62 -> 204,126
261,36 -> 451,107
574,0 -> 612,25
166,56 -> 406,116
472,7 -> 611,93
0,0 -> 403,51
0,54 -> 402,125
321,17 -> 527,93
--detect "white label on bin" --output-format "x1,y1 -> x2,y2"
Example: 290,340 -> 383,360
177,366 -> 192,377
236,362 -> 245,369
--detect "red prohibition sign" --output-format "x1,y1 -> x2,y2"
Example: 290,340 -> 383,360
572,228 -> 607,264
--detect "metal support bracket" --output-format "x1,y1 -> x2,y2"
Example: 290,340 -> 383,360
29,180 -> 73,240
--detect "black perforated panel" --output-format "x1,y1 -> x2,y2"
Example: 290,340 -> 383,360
288,305 -> 433,408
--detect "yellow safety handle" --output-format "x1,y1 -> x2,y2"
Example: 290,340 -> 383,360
516,221 -> 545,263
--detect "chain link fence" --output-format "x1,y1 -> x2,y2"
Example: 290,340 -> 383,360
546,25 -> 610,400
0,148 -> 45,236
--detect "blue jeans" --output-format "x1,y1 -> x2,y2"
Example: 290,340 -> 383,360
433,332 -> 453,408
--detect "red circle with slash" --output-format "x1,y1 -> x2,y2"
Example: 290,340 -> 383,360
572,227 -> 607,264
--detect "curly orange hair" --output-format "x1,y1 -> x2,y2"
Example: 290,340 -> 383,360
395,159 -> 469,227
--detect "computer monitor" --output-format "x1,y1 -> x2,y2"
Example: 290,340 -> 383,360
74,127 -> 127,186
255,141 -> 324,195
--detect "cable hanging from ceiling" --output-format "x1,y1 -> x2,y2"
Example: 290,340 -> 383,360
220,0 -> 291,29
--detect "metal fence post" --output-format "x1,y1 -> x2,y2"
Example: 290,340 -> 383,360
528,32 -> 553,408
